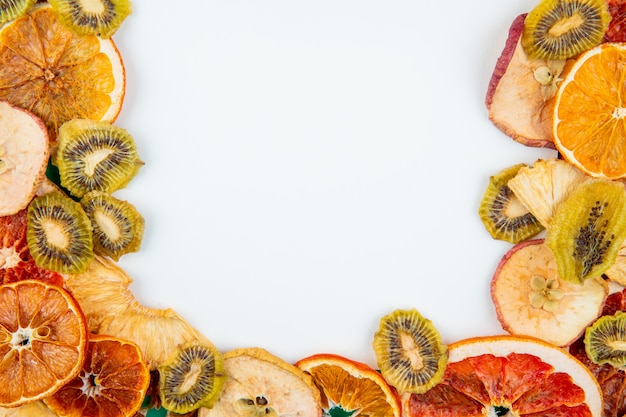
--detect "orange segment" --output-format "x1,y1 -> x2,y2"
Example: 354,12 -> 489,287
553,43 -> 626,179
295,353 -> 402,417
405,335 -> 603,417
0,280 -> 88,407
45,333 -> 150,417
0,4 -> 125,141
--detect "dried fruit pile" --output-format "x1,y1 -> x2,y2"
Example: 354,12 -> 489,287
2,0 -> 626,416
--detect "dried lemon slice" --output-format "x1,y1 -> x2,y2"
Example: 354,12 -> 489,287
199,347 -> 321,417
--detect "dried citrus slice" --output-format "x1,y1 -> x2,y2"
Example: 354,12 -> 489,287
198,347 -> 321,417
0,4 -> 125,141
0,208 -> 64,287
45,333 -> 150,417
0,279 -> 88,407
553,43 -> 626,179
405,335 -> 603,417
295,353 -> 402,417
491,239 -> 608,347
0,100 -> 49,217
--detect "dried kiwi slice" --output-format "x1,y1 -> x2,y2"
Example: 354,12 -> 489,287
48,0 -> 131,38
584,311 -> 626,368
81,191 -> 144,261
478,163 -> 544,243
521,0 -> 611,60
27,191 -> 94,274
0,0 -> 36,25
546,178 -> 626,284
372,309 -> 447,394
158,342 -> 226,414
53,119 -> 143,199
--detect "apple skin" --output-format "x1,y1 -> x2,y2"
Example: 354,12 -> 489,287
485,14 -> 566,149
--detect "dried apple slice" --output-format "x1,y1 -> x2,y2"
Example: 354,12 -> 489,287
0,100 -> 49,217
486,14 -> 566,148
198,347 -> 321,417
605,240 -> 626,286
491,239 -> 608,347
507,158 -> 589,228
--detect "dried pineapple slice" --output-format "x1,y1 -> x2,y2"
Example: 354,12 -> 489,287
605,239 -> 626,286
199,347 -> 321,417
64,255 -> 135,331
98,300 -> 211,370
507,158 -> 589,228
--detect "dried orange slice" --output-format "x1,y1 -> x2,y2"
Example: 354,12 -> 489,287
295,353 -> 401,417
0,4 -> 125,141
45,333 -> 150,417
0,279 -> 88,407
553,43 -> 626,179
405,335 -> 603,417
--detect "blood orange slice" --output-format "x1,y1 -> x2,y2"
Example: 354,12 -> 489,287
45,333 -> 150,417
405,335 -> 603,417
295,353 -> 402,417
0,279 -> 88,407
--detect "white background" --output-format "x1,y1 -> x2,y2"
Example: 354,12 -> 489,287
112,0 -> 558,366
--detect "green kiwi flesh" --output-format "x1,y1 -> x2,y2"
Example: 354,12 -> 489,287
546,179 -> 626,284
80,191 -> 144,261
478,163 -> 545,244
158,343 -> 226,414
27,191 -> 94,274
521,0 -> 611,60
47,0 -> 131,38
372,309 -> 447,394
53,119 -> 143,199
584,311 -> 626,368
0,0 -> 36,24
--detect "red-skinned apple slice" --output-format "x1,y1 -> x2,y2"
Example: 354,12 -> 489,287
486,14 -> 566,149
491,239 -> 608,347
0,100 -> 49,216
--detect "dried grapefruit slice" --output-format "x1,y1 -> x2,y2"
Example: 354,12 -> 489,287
0,279 -> 88,407
0,4 -> 125,141
45,333 -> 150,417
491,239 -> 608,347
0,208 -> 64,287
553,43 -> 626,179
405,335 -> 603,417
295,353 -> 402,417
198,347 -> 321,417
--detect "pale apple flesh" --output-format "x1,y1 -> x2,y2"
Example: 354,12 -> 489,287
486,14 -> 568,149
